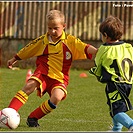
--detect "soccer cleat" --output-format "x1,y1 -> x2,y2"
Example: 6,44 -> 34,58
26,117 -> 40,127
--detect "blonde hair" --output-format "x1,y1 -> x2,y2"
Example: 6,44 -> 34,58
46,10 -> 65,24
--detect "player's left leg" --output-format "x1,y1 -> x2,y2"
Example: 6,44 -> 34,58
112,117 -> 123,131
26,88 -> 66,127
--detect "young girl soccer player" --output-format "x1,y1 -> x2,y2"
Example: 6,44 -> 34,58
6,10 -> 97,127
90,15 -> 133,132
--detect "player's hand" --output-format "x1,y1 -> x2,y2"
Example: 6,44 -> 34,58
7,57 -> 17,69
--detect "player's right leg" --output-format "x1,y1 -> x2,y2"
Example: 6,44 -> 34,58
113,112 -> 133,131
8,79 -> 40,111
26,86 -> 66,127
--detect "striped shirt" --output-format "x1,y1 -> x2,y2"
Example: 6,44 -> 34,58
15,31 -> 92,83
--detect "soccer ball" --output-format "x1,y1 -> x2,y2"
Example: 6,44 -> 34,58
0,108 -> 20,129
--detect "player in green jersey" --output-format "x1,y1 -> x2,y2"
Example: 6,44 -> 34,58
90,15 -> 133,132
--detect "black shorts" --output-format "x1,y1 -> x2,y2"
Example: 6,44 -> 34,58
105,81 -> 132,117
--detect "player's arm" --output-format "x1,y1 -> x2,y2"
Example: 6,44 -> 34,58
16,36 -> 45,60
69,36 -> 98,60
7,42 -> 43,69
89,46 -> 108,81
89,46 -> 102,75
87,45 -> 98,58
7,35 -> 45,69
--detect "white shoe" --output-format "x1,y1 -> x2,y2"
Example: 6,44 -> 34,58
128,126 -> 133,132
107,130 -> 113,132
107,124 -> 113,132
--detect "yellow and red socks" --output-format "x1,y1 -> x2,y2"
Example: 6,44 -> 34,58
8,90 -> 28,111
28,100 -> 56,120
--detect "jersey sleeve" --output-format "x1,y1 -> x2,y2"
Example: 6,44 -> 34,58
66,35 -> 92,60
15,35 -> 46,60
92,45 -> 106,77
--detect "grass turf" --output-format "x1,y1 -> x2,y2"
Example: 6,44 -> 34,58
0,68 -> 133,132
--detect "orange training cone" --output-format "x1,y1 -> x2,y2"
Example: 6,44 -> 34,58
79,72 -> 88,78
25,69 -> 32,82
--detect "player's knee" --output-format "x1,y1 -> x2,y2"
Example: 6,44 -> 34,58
22,79 -> 39,95
50,92 -> 64,105
50,96 -> 61,105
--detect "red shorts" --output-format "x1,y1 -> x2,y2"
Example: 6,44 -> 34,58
30,73 -> 68,100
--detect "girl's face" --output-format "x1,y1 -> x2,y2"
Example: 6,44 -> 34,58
47,19 -> 66,42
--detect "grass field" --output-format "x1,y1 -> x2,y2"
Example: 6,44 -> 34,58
0,68 -> 133,132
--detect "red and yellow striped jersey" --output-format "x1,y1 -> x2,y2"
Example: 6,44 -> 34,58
15,31 -> 92,83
